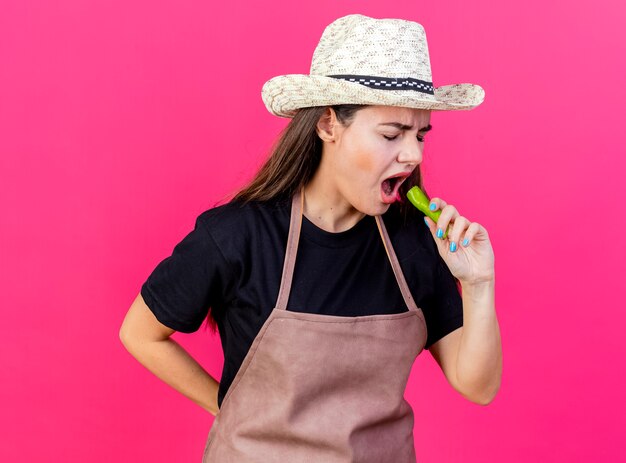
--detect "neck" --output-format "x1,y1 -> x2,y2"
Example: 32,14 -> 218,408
302,168 -> 365,233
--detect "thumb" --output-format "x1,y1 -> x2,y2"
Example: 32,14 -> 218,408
423,215 -> 436,238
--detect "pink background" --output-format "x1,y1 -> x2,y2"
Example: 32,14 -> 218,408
1,1 -> 624,461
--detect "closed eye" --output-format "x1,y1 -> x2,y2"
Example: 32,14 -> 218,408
383,134 -> 425,142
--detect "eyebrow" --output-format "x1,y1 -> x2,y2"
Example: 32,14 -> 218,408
378,122 -> 433,132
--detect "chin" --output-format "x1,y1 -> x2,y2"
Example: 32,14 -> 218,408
376,203 -> 393,216
349,192 -> 391,216
361,200 -> 391,217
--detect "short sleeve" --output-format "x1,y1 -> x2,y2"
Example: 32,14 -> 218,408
423,252 -> 464,350
140,214 -> 229,333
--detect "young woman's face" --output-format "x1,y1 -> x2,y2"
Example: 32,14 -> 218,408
324,105 -> 431,216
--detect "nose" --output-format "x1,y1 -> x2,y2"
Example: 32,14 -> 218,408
397,135 -> 423,166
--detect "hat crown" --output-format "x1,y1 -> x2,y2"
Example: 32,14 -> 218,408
310,15 -> 433,82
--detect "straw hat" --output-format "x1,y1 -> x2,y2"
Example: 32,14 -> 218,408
261,14 -> 485,118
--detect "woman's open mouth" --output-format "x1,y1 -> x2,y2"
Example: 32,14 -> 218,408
381,172 -> 410,204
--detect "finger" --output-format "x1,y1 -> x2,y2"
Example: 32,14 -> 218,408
423,215 -> 447,253
428,197 -> 447,212
423,198 -> 439,236
448,216 -> 470,252
435,204 -> 458,240
461,222 -> 481,247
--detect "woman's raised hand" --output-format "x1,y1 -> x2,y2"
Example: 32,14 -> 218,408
423,197 -> 495,285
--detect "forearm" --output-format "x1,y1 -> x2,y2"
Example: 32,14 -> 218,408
122,336 -> 220,415
456,278 -> 502,404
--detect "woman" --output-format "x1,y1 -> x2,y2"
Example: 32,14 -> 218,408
120,14 -> 502,462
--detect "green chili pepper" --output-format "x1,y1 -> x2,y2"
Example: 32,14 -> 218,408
406,186 -> 450,240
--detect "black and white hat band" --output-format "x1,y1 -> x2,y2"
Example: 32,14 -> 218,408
328,75 -> 435,95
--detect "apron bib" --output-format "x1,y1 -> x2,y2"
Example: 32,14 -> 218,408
203,190 -> 428,462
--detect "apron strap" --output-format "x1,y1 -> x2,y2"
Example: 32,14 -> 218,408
275,188 -> 419,313
275,189 -> 304,311
374,215 -> 420,313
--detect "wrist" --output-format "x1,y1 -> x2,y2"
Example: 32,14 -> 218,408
460,277 -> 495,302
460,275 -> 495,288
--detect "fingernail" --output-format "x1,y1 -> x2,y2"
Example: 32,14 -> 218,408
429,202 -> 436,211
423,217 -> 429,227
450,241 -> 457,252
462,238 -> 469,247
436,228 -> 443,238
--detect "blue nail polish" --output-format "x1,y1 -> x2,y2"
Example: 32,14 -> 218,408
462,238 -> 469,247
450,241 -> 457,252
423,217 -> 429,226
436,228 -> 443,238
429,202 -> 436,211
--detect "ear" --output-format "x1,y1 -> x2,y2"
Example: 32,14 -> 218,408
316,107 -> 339,143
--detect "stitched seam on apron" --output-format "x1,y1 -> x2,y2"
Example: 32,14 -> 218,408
272,311 -> 420,324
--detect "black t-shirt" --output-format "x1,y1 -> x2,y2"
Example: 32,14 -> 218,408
141,196 -> 463,408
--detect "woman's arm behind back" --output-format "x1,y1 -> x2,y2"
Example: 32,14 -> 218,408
119,292 -> 220,416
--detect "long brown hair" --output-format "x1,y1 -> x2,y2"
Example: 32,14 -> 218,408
204,105 -> 460,332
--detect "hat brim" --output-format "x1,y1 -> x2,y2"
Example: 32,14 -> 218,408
261,74 -> 485,118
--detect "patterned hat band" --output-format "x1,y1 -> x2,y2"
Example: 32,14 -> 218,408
327,74 -> 435,95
